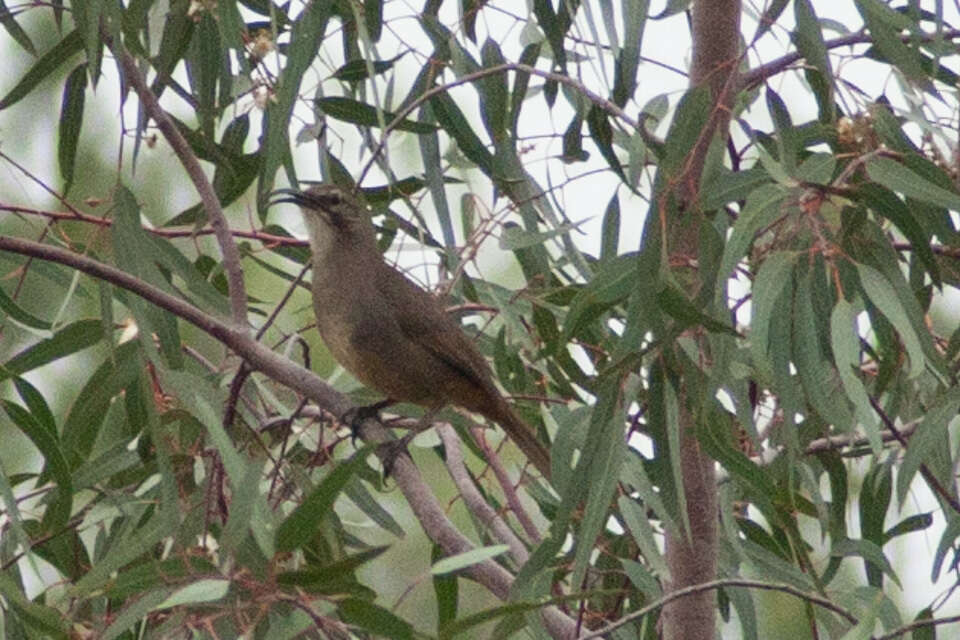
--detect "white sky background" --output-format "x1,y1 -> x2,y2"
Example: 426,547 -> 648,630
2,0 -> 960,636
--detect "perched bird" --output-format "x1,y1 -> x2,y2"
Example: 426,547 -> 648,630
272,184 -> 551,479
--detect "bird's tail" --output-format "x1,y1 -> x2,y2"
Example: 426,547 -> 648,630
487,399 -> 552,480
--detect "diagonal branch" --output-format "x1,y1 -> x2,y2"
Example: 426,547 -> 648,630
108,40 -> 249,328
0,235 -> 578,638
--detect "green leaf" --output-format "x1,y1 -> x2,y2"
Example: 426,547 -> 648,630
896,389 -> 960,505
570,378 -> 626,591
0,0 -> 35,55
440,599 -> 565,639
189,14 -> 221,139
0,319 -> 103,381
0,572 -> 69,638
2,399 -> 72,530
316,96 -> 437,134
856,263 -> 926,379
796,152 -> 836,184
509,43 -> 540,138
830,299 -> 881,450
749,251 -> 797,379
429,92 -> 494,172
859,464 -> 892,587
855,0 -> 932,91
617,490 -> 670,577
214,0 -> 246,53
701,165 -> 772,210
532,0 -> 577,72
600,193 -> 620,260
100,589 -> 175,640
765,88 -> 797,174
277,546 -> 388,588
338,599 -> 414,640
275,449 -> 371,552
149,2 -> 195,99
111,185 -> 184,368
909,607 -> 935,640
343,477 -> 404,537
60,340 -> 143,466
663,85 -> 711,174
478,38 -> 509,141
831,538 -> 900,587
0,30 -> 83,110
499,221 -> 583,250
0,283 -> 52,331
562,112 -> 588,162
73,0 -> 103,84
155,579 -> 230,609
587,103 -> 625,181
883,512 -> 932,541
656,285 -> 738,336
611,0 -> 647,107
792,0 -> 834,120
792,273 -> 853,431
332,53 -> 403,82
866,156 -> 960,211
258,1 -> 331,213
857,182 -> 939,286
70,508 -> 178,596
432,544 -> 459,628
58,63 -> 88,194
431,545 -> 510,575
562,253 -> 638,344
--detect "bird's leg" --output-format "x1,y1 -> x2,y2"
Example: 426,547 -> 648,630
341,399 -> 395,444
377,407 -> 441,477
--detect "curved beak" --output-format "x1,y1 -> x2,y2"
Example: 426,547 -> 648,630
269,187 -> 347,214
268,188 -> 310,207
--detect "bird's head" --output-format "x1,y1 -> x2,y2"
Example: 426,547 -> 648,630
271,184 -> 376,252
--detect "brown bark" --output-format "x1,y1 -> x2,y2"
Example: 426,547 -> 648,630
661,2 -> 741,640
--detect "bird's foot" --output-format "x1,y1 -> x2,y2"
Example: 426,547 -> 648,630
377,431 -> 416,478
340,399 -> 394,444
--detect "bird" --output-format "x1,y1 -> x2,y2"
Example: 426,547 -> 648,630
271,183 -> 552,479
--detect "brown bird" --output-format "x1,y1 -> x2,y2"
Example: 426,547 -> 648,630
272,184 -> 552,479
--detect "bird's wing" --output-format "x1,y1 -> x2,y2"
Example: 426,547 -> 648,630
375,265 -> 497,391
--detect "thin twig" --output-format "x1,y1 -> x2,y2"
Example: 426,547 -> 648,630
109,41 -> 249,327
0,203 -> 306,247
580,578 -> 858,639
869,396 -> 960,515
438,424 -> 530,565
357,62 -> 640,186
0,234 -> 578,637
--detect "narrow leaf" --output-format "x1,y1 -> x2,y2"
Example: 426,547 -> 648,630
317,96 -> 437,133
0,30 -> 83,110
276,449 -> 370,552
58,63 -> 88,193
0,319 -> 103,381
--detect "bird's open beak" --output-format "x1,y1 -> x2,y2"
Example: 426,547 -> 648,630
268,188 -> 310,207
269,188 -> 345,213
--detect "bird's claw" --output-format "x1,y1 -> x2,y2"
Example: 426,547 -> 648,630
377,432 -> 415,478
340,399 -> 393,445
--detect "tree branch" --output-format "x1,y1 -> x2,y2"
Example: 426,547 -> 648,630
108,40 -> 249,328
0,235 -> 577,638
580,578 -> 859,639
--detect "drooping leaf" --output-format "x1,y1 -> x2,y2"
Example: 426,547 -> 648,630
276,449 -> 371,552
258,1 -> 331,214
0,0 -> 35,55
0,319 -> 104,381
316,96 -> 437,134
58,63 -> 87,193
0,30 -> 83,111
